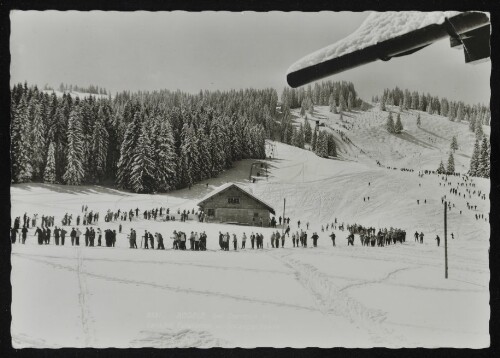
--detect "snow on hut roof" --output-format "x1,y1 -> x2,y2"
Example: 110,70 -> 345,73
198,183 -> 275,214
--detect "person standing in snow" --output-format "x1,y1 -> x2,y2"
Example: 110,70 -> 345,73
149,232 -> 154,249
75,228 -> 81,246
21,226 -> 28,244
306,222 -> 309,230
219,231 -> 224,250
143,230 -> 149,249
45,226 -> 51,244
60,227 -> 66,246
242,233 -> 247,249
194,232 -> 200,251
84,227 -> 90,247
303,231 -> 308,247
250,232 -> 255,249
270,232 -> 275,248
435,235 -> 440,247
275,231 -> 281,248
312,232 -> 319,247
419,232 -> 424,244
97,228 -> 102,246
414,231 -> 419,242
233,234 -> 238,250
330,232 -> 336,247
70,228 -> 76,246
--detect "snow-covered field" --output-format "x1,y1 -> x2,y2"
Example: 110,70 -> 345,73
11,107 -> 490,348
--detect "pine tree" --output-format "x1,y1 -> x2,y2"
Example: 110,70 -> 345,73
386,112 -> 395,134
327,133 -> 337,157
469,113 -> 476,132
475,119 -> 484,139
456,102 -> 464,122
304,119 -> 312,143
394,113 -> 403,134
117,111 -> 142,188
447,152 -> 455,175
63,107 -> 85,185
450,136 -> 458,152
91,107 -> 109,183
380,100 -> 386,111
129,121 -> 156,193
329,93 -> 336,113
437,160 -> 446,174
11,96 -> 33,183
339,93 -> 346,112
43,141 -> 57,183
469,139 -> 481,176
311,128 -> 318,151
477,136 -> 490,178
347,91 -> 354,111
416,113 -> 421,127
30,100 -> 47,179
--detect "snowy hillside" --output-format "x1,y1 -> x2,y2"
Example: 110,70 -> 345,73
10,106 -> 490,348
291,105 -> 489,172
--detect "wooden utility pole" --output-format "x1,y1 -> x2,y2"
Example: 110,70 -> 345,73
444,201 -> 448,279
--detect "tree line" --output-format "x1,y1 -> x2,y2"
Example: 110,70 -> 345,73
11,83 -> 276,193
375,87 -> 490,128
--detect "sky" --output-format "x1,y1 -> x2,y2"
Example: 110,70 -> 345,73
10,11 -> 491,104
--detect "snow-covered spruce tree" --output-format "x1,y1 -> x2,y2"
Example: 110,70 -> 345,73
197,126 -> 212,181
447,152 -> 455,175
91,106 -> 109,183
311,128 -> 318,151
456,102 -> 465,122
329,93 -> 336,113
43,141 -> 57,183
450,136 -> 458,152
128,121 -> 156,193
477,136 -> 490,178
437,160 -> 446,174
297,123 -> 305,149
30,100 -> 47,180
117,111 -> 142,189
468,113 -> 476,132
179,124 -> 199,188
469,139 -> 481,176
11,96 -> 33,182
304,119 -> 312,143
448,102 -> 455,121
63,106 -> 85,185
380,99 -> 386,111
327,133 -> 337,157
475,119 -> 484,140
339,93 -> 346,112
386,112 -> 395,134
209,119 -> 225,176
347,91 -> 354,111
395,113 -> 403,134
416,113 -> 421,127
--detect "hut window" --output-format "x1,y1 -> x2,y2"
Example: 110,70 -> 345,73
207,209 -> 215,216
253,212 -> 259,217
228,197 -> 240,204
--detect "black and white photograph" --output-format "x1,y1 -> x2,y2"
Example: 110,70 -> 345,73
7,8 -> 493,349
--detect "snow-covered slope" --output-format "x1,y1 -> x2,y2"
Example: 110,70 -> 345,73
10,106 -> 490,348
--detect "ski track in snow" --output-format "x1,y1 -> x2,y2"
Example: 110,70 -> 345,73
13,253 -> 319,313
266,250 -> 408,346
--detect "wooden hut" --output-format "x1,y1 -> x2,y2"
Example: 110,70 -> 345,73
197,183 -> 275,226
